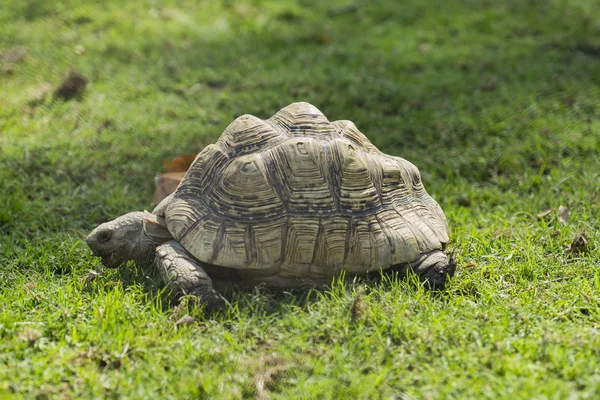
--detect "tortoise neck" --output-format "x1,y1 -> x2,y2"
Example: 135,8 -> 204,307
140,211 -> 174,256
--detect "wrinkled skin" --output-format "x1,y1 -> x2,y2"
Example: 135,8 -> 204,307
86,211 -> 173,268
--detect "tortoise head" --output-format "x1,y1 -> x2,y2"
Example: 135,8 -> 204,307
86,211 -> 173,268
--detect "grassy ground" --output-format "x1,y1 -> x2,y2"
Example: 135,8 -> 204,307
1,0 -> 600,398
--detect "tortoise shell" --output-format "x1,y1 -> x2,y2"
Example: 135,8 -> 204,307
161,102 -> 448,279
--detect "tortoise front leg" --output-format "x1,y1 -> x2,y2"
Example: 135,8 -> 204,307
155,241 -> 226,310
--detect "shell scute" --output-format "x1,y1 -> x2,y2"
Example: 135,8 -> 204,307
269,102 -> 336,137
206,153 -> 284,219
164,102 -> 449,274
268,138 -> 337,214
218,114 -> 285,155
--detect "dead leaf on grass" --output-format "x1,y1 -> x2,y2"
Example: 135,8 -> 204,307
569,232 -> 589,254
170,301 -> 188,322
2,47 -> 27,63
162,154 -> 197,172
84,269 -> 102,286
536,208 -> 555,221
350,286 -> 366,319
174,314 -> 195,327
254,353 -> 290,400
27,83 -> 52,106
3,63 -> 16,74
455,195 -> 472,207
73,347 -> 100,366
18,327 -> 42,344
493,228 -> 513,239
53,70 -> 88,101
557,205 -> 570,225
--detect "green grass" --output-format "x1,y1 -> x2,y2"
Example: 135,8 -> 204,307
1,0 -> 600,398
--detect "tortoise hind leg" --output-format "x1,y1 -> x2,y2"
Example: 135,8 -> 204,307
155,241 -> 226,310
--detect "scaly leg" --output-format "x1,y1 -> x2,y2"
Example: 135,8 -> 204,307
155,241 -> 226,309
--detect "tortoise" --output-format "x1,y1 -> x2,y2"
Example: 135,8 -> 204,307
86,102 -> 455,308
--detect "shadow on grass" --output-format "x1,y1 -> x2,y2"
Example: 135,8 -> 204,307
113,0 -> 599,182
106,258 -> 461,320
4,1 -> 599,178
3,0 -> 598,223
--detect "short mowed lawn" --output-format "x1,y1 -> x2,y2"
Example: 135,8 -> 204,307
1,0 -> 599,398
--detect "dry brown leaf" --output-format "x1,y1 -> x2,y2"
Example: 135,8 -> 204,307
27,83 -> 52,106
254,353 -> 289,400
536,208 -> 555,220
19,327 -> 42,344
151,172 -> 186,206
569,232 -> 589,254
350,286 -> 366,319
175,314 -> 195,327
53,70 -> 88,101
558,205 -> 570,225
162,154 -> 197,172
2,47 -> 27,63
493,228 -> 513,239
84,269 -> 102,286
455,195 -> 472,207
169,301 -> 188,322
3,63 -> 15,74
